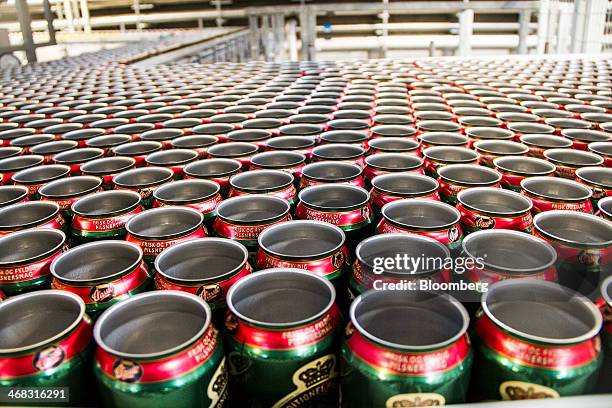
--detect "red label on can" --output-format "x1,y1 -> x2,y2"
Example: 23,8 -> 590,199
255,247 -> 350,278
213,215 -> 291,242
96,325 -> 221,383
457,203 -> 532,232
345,328 -> 470,376
523,193 -> 593,214
0,318 -> 92,379
225,305 -> 340,350
52,262 -> 149,304
154,263 -> 252,305
127,227 -> 207,257
0,246 -> 65,284
72,207 -> 143,233
295,203 -> 371,228
376,218 -> 462,245
475,315 -> 599,369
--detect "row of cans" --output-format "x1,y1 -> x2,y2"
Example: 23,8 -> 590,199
0,53 -> 611,406
0,272 -> 608,406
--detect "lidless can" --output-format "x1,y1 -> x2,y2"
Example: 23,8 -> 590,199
51,241 -> 150,317
94,291 -> 228,408
422,146 -> 478,178
71,190 -> 143,243
11,164 -> 71,198
370,173 -> 440,215
0,228 -> 67,295
341,289 -> 472,407
533,210 -> 612,275
300,162 -> 365,189
228,169 -> 297,205
473,279 -> 603,400
153,179 -> 222,225
575,167 -> 612,205
184,158 -> 242,196
377,199 -> 464,253
0,201 -> 65,236
112,167 -> 174,208
543,148 -> 604,179
0,290 -> 94,406
296,184 -> 372,234
457,187 -> 533,233
213,195 -> 292,251
224,269 -> 341,407
437,164 -> 501,205
460,230 -> 557,289
521,177 -> 593,213
39,176 -> 103,216
493,156 -> 556,192
126,206 -> 208,264
598,197 -> 612,221
349,234 -> 451,297
154,238 -> 251,311
363,153 -> 423,184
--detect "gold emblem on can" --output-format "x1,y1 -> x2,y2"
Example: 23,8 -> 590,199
112,359 -> 143,383
197,283 -> 223,303
207,357 -> 228,407
474,215 -> 495,229
272,354 -> 338,408
499,381 -> 560,400
385,393 -> 446,407
90,283 -> 115,303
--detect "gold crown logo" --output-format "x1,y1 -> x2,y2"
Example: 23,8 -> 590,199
298,358 -> 334,387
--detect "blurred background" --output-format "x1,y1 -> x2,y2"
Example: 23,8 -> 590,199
0,0 -> 610,67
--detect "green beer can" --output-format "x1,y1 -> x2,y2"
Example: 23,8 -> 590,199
0,290 -> 94,406
473,279 -> 603,400
341,289 -> 472,407
224,268 -> 341,407
94,290 -> 228,408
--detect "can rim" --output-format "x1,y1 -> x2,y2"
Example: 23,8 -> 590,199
457,186 -> 533,216
126,206 -> 204,239
602,274 -> 612,307
216,195 -> 291,223
226,268 -> 336,328
258,220 -> 346,260
113,166 -> 174,189
184,158 -> 242,178
299,184 -> 370,211
350,289 -> 469,351
0,228 -> 66,266
481,279 -> 603,345
438,164 -> 502,187
0,290 -> 85,354
153,179 -> 220,204
371,173 -> 439,197
94,290 -> 211,359
51,241 -> 143,283
0,200 -> 61,230
382,198 -> 461,230
544,148 -> 604,167
71,190 -> 141,218
39,175 -> 102,199
575,166 -> 612,189
155,237 -> 248,283
81,156 -> 136,175
492,156 -> 556,176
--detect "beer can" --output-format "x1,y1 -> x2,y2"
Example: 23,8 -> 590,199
224,269 -> 341,407
521,177 -> 593,213
213,195 -> 291,251
598,196 -> 612,221
533,210 -> 612,275
154,238 -> 251,311
378,199 -> 463,252
493,156 -> 556,192
422,146 -> 478,178
312,144 -> 366,168
0,155 -> 45,184
265,136 -> 316,158
113,167 -> 174,208
367,137 -> 420,156
418,132 -> 469,151
575,167 -> 611,205
588,142 -> 611,167
184,158 -> 242,196
256,220 -> 351,289
126,206 -> 207,264
0,201 -> 65,236
457,187 -> 533,233
171,135 -> 218,158
518,134 -> 572,159
153,179 -> 222,223
363,153 -> 423,184
249,151 -> 306,179
0,290 -> 94,405
460,230 -> 557,289
112,141 -> 163,167
228,169 -> 297,205
296,184 -> 372,235
561,129 -> 611,151
53,148 -> 104,175
543,149 -> 604,179
0,228 -> 67,295
437,164 -> 501,205
11,164 -> 71,198
300,162 -> 365,189
0,185 -> 28,208
349,233 -> 451,297
51,241 -> 150,317
473,140 -> 529,168
39,176 -> 103,216
473,279 -> 602,400
31,140 -> 78,163
81,156 -> 136,188
71,190 -> 143,243
341,289 -> 472,406
208,142 -> 259,170
144,149 -> 199,179
94,291 -> 227,407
